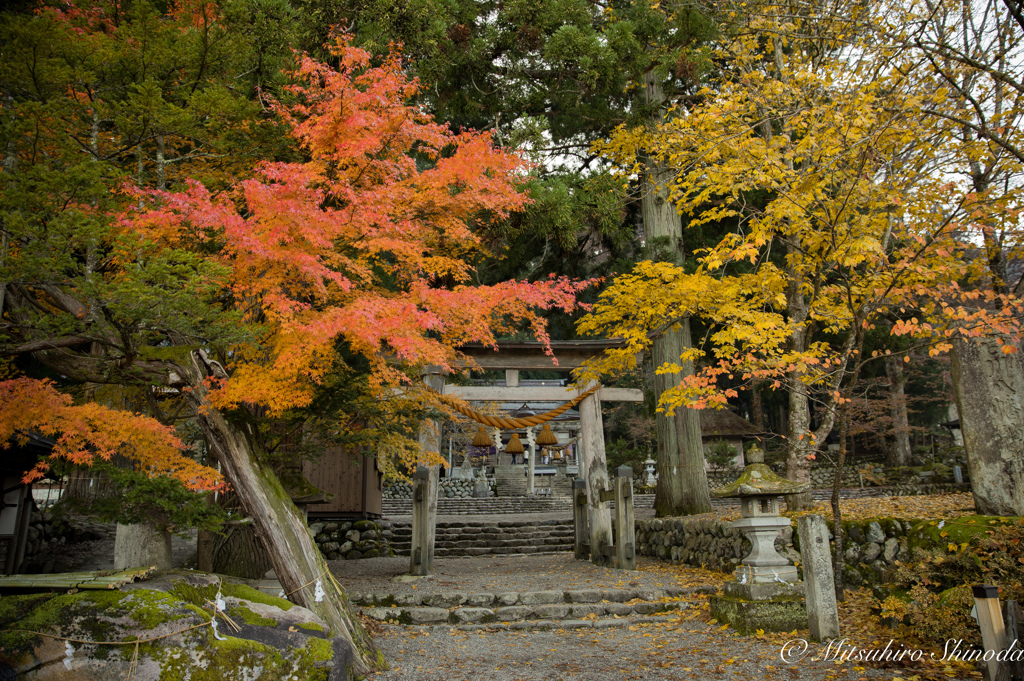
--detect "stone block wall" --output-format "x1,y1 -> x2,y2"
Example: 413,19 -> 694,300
705,465 -> 862,489
635,516 -> 911,587
383,478 -> 492,500
309,519 -> 394,560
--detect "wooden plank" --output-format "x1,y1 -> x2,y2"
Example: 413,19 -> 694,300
442,385 -> 644,403
0,566 -> 157,590
455,340 -> 643,371
598,490 -> 616,502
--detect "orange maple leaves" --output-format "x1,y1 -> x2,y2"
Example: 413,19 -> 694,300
0,378 -> 222,491
125,39 -> 591,414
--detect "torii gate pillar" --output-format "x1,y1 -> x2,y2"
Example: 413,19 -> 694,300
578,386 -> 613,568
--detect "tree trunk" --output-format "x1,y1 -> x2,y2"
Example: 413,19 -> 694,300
750,382 -> 766,431
784,237 -> 814,511
208,522 -> 274,580
182,353 -> 383,675
114,521 -> 172,570
643,72 -> 711,518
785,378 -> 815,510
652,319 -> 712,516
884,355 -> 912,468
950,336 -> 1024,515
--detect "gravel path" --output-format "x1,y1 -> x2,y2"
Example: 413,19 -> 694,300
369,616 -> 901,681
330,554 -> 684,596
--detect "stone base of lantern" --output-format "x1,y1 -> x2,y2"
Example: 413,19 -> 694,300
710,580 -> 806,636
734,563 -> 800,585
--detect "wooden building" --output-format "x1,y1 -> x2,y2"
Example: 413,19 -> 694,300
1,433 -> 53,574
699,410 -> 762,469
302,447 -> 383,518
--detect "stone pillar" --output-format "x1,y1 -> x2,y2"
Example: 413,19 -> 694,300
409,465 -> 439,576
578,388 -> 613,568
614,465 -> 636,570
797,515 -> 840,641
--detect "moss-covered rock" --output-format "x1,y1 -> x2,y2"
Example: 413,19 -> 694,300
1,571 -> 351,680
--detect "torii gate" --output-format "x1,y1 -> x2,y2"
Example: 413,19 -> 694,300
418,340 -> 643,568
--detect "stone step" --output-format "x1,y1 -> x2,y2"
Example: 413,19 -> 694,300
386,518 -> 576,556
354,587 -> 712,626
389,528 -> 575,539
380,493 -> 657,516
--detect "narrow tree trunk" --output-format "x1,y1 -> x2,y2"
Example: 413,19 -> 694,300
831,407 -> 849,602
950,336 -> 1024,515
183,354 -> 383,675
209,522 -> 274,580
785,378 -> 815,510
643,73 -> 711,518
883,354 -> 912,468
784,237 -> 814,511
750,382 -> 766,431
653,319 -> 711,516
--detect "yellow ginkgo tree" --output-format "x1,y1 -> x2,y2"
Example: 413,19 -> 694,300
580,1 -> 1022,510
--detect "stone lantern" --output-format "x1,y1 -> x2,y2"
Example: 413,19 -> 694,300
709,446 -> 809,634
643,457 -> 657,486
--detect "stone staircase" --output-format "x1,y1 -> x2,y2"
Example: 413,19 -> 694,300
353,586 -> 711,630
494,472 -> 574,497
388,518 -> 574,557
381,495 -> 574,517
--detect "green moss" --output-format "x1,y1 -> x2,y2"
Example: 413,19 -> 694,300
0,590 -> 206,661
229,604 -> 277,627
221,583 -> 293,611
169,582 -> 218,608
297,622 -> 325,632
909,515 -> 1020,549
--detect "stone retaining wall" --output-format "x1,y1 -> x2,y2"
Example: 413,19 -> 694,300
309,518 -> 395,560
383,478 -> 493,500
705,465 -> 862,489
635,516 -> 911,587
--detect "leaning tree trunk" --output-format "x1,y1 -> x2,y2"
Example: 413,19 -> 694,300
643,73 -> 711,518
181,352 -> 383,675
950,336 -> 1024,516
884,354 -> 912,468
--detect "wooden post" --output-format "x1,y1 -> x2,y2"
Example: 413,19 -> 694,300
526,438 -> 535,495
1001,600 -> 1024,681
614,465 -> 636,570
797,515 -> 840,641
973,584 -> 1006,681
410,465 -> 439,576
419,368 -> 444,460
578,387 -> 613,567
573,478 -> 589,560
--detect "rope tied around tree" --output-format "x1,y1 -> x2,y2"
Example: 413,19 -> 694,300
431,384 -> 600,429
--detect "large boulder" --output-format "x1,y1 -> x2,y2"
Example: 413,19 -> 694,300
0,571 -> 351,680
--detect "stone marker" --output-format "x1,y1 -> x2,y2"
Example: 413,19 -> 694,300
614,465 -> 637,570
954,465 -> 964,484
797,514 -> 840,641
410,465 -> 439,576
